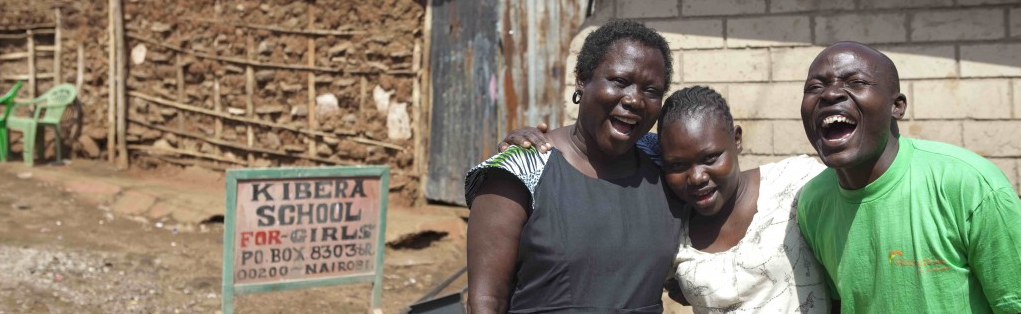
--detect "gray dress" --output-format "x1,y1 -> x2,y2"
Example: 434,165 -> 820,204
465,145 -> 683,313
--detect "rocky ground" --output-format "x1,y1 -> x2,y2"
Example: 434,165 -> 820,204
0,160 -> 467,314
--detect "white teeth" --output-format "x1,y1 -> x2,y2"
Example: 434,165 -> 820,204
615,116 -> 637,125
822,115 -> 857,128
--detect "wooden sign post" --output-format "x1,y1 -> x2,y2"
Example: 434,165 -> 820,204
222,166 -> 389,313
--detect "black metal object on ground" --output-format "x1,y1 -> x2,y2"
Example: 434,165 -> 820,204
402,266 -> 468,314
407,292 -> 466,314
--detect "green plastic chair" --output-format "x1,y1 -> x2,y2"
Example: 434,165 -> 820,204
5,83 -> 77,166
0,81 -> 24,162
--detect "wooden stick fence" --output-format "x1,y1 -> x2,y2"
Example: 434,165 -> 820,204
0,13 -> 62,103
27,29 -> 36,98
107,0 -> 117,162
244,36 -> 256,165
126,117 -> 360,166
306,5 -> 317,157
114,0 -> 128,169
0,23 -> 56,31
125,32 -> 415,75
0,5 -> 416,176
117,9 -> 412,171
53,8 -> 61,86
127,91 -> 402,150
185,18 -> 366,36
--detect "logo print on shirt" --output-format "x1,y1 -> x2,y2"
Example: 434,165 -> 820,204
888,250 -> 903,265
888,250 -> 949,273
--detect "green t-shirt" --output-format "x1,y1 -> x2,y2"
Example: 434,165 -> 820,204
797,137 -> 1021,314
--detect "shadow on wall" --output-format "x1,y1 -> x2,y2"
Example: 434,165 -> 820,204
591,0 -> 1021,70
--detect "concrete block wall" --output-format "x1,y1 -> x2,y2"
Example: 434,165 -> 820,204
564,0 -> 1021,194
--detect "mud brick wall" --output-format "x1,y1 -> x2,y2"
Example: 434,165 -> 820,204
1,0 -> 425,205
564,0 -> 1021,194
0,0 -> 93,154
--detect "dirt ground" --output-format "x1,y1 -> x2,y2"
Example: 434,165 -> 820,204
0,160 -> 467,314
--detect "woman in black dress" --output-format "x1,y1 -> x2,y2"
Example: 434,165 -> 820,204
464,20 -> 683,313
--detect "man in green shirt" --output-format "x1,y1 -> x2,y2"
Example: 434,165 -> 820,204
796,41 -> 1021,313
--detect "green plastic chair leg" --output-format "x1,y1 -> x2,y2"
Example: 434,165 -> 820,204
0,129 -> 7,162
22,125 -> 36,167
35,128 -> 44,166
54,126 -> 62,162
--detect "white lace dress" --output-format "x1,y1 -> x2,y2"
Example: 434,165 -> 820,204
673,155 -> 831,313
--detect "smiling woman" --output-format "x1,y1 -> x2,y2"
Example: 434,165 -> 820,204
463,20 -> 683,314
655,87 -> 831,313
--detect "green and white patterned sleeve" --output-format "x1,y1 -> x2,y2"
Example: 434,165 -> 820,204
463,145 -> 551,209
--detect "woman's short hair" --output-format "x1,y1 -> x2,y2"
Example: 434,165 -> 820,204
575,19 -> 672,90
659,86 -> 734,134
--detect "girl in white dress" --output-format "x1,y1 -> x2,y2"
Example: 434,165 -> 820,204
653,86 -> 831,313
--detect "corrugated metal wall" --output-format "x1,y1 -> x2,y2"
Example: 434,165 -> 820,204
500,0 -> 586,131
426,0 -> 586,205
426,0 -> 502,205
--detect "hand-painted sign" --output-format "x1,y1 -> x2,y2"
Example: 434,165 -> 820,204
222,166 -> 389,313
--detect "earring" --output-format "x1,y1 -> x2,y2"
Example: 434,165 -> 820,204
572,90 -> 582,104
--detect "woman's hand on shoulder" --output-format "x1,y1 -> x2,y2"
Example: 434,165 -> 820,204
498,122 -> 553,153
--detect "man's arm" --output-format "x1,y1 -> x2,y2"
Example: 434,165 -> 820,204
497,123 -> 552,153
968,188 -> 1021,314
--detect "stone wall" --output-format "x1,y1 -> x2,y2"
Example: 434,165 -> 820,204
565,0 -> 1021,193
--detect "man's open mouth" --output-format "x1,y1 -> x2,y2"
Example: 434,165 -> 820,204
820,114 -> 857,142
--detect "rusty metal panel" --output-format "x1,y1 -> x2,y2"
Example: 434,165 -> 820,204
500,0 -> 586,130
426,0 -> 503,205
425,0 -> 586,205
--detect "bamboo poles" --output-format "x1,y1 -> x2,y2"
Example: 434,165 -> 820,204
126,118 -> 361,166
213,78 -> 222,141
75,44 -> 83,91
176,54 -> 185,131
107,0 -> 116,162
245,37 -> 255,165
126,91 -> 401,149
127,144 -> 247,165
412,39 -> 425,204
185,18 -> 366,37
306,3 -> 317,157
53,8 -> 61,84
0,73 -> 54,81
0,47 -> 55,61
415,0 -> 434,203
0,23 -> 56,31
114,0 -> 128,169
126,33 -> 341,73
26,29 -> 36,98
125,33 -> 414,75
